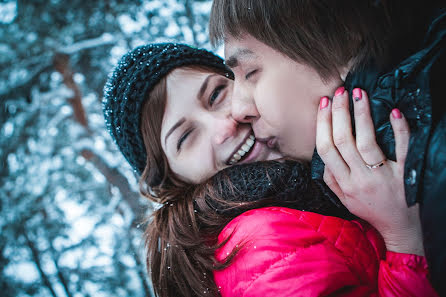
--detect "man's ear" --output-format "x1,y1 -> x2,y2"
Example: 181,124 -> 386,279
340,68 -> 349,82
339,59 -> 355,82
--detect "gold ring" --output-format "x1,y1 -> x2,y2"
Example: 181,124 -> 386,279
365,159 -> 387,169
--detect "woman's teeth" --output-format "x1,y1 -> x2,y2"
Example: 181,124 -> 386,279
229,135 -> 255,165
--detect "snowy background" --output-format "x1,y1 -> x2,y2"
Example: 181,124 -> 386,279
0,1 -> 216,296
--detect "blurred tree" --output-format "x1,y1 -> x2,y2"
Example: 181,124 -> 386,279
0,0 -> 215,296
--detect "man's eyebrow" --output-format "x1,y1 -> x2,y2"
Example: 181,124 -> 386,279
197,74 -> 219,100
225,48 -> 256,68
164,117 -> 186,146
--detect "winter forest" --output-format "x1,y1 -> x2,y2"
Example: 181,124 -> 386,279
0,1 -> 215,296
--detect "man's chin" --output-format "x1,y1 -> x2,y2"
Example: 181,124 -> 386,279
281,147 -> 314,162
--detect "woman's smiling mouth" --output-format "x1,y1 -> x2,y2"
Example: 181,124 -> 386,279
228,134 -> 255,165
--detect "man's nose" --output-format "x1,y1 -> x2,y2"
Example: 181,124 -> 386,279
212,116 -> 238,145
231,83 -> 259,124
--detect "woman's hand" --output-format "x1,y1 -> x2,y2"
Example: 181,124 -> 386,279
316,87 -> 424,256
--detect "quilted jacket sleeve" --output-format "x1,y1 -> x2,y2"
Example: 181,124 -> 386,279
213,207 -> 437,297
378,252 -> 438,297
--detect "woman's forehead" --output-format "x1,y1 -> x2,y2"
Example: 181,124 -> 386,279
165,69 -> 208,104
168,67 -> 215,80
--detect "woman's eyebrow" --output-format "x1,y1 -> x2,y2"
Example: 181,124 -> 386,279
197,74 -> 219,100
165,117 -> 186,145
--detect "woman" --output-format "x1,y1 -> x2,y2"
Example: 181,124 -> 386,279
209,0 -> 445,292
103,43 -> 437,296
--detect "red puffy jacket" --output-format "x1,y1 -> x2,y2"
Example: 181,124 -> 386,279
214,207 -> 437,297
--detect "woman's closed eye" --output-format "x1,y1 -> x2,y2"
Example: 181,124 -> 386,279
177,128 -> 193,152
209,84 -> 227,106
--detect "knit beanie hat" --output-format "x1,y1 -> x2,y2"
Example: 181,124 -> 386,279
102,43 -> 233,182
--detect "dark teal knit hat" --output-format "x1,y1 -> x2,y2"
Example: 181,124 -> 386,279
102,43 -> 232,183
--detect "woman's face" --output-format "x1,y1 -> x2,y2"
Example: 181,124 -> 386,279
224,34 -> 344,160
160,68 -> 283,184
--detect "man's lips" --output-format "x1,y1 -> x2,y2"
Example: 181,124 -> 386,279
256,136 -> 278,150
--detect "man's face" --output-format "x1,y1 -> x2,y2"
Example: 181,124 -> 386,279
225,33 -> 343,160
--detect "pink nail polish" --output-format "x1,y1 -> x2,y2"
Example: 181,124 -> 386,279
334,86 -> 345,97
353,88 -> 362,101
392,108 -> 402,119
320,96 -> 329,110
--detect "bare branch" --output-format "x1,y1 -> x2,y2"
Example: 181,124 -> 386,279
80,149 -> 153,221
58,33 -> 117,55
53,53 -> 89,129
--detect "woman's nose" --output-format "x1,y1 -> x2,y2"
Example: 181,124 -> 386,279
212,116 -> 238,145
231,83 -> 259,124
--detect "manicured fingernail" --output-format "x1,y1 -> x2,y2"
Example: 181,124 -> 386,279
353,88 -> 362,101
392,108 -> 402,119
320,96 -> 329,110
334,86 -> 345,97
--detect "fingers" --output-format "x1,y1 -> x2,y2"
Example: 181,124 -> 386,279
389,108 -> 410,164
323,167 -> 345,200
352,88 -> 386,167
316,95 -> 350,182
331,87 -> 364,167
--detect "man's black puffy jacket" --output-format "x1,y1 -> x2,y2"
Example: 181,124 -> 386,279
312,9 -> 446,295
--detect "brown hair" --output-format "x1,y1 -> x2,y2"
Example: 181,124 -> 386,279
209,0 -> 395,80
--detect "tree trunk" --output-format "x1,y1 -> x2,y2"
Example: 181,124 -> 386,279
23,232 -> 58,297
184,0 -> 198,45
